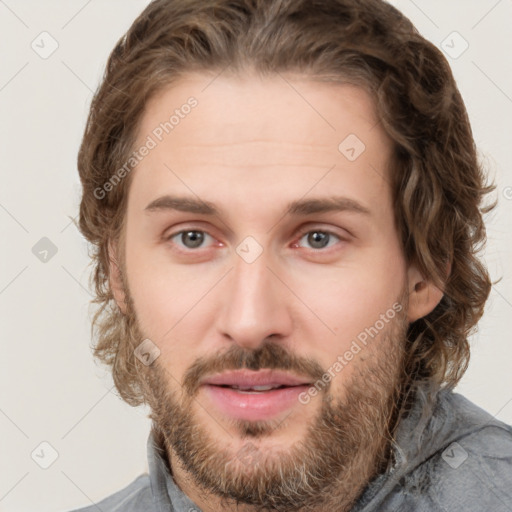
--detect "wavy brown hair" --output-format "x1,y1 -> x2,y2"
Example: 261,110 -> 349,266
77,0 -> 495,406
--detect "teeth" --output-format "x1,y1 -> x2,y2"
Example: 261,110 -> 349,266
231,385 -> 280,391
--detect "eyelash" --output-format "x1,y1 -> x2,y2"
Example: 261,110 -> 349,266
165,226 -> 346,254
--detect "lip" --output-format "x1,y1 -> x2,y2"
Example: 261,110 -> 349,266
202,383 -> 311,421
200,369 -> 312,388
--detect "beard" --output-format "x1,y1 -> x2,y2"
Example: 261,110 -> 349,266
123,284 -> 411,512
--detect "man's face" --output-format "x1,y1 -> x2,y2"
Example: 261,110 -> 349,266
114,72 -> 418,511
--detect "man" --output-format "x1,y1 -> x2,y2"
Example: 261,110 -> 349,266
72,0 -> 512,511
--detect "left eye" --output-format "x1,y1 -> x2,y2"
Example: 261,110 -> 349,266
296,230 -> 341,250
168,230 -> 214,250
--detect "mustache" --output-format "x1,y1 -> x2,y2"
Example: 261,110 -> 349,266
177,340 -> 327,397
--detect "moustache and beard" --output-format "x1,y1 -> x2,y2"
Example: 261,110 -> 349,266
118,274 -> 413,512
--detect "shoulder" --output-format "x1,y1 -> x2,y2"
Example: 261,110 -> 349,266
427,417 -> 512,510
405,392 -> 512,511
66,474 -> 152,512
437,390 -> 512,472
375,391 -> 512,512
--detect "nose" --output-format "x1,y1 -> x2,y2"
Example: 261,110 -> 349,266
215,249 -> 293,350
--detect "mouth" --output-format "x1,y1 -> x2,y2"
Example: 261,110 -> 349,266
208,383 -> 306,392
201,368 -> 312,388
200,370 -> 313,421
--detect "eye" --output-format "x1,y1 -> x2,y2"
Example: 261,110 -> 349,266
294,229 -> 343,250
165,227 -> 346,254
168,229 -> 215,250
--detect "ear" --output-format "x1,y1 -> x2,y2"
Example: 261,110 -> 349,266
108,239 -> 127,315
406,262 -> 450,323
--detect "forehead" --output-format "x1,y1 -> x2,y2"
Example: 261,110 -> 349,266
129,71 -> 394,214
137,71 -> 386,155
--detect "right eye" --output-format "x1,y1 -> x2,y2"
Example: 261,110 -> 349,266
167,229 -> 216,251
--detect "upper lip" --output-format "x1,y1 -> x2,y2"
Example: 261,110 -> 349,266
201,369 -> 312,388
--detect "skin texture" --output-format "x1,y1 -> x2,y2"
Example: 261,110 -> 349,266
109,71 -> 444,512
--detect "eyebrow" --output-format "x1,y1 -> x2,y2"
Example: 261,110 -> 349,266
144,195 -> 372,217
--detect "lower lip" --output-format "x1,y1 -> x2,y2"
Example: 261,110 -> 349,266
202,384 -> 310,421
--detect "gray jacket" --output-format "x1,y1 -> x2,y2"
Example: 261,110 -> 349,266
69,383 -> 512,511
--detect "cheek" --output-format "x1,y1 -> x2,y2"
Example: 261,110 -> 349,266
298,270 -> 406,397
124,240 -> 206,342
293,250 -> 405,347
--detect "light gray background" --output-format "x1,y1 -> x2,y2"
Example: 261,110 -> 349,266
0,1 -> 511,511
